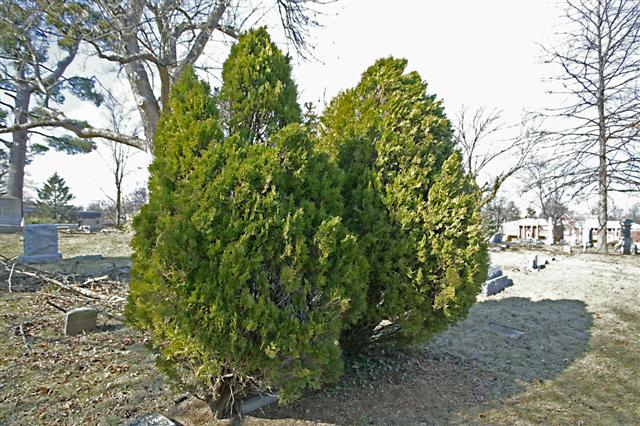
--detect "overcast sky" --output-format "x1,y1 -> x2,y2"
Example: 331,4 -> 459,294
26,0 -> 639,213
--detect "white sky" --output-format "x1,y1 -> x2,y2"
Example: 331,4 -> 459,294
25,0 -> 639,213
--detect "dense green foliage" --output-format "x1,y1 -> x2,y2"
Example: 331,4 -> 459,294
128,30 -> 487,419
35,172 -> 75,221
219,27 -> 301,144
127,31 -> 367,419
320,58 -> 487,348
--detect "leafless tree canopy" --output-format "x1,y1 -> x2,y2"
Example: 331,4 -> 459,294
540,0 -> 640,251
84,0 -> 328,145
454,105 -> 539,204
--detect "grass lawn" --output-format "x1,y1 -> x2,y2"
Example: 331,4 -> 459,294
1,233 -> 638,425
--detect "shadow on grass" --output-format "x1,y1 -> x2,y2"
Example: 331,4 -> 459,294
253,297 -> 593,425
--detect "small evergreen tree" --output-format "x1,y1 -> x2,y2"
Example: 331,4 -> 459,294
219,27 -> 301,144
320,58 -> 488,348
127,36 -> 367,418
36,172 -> 74,221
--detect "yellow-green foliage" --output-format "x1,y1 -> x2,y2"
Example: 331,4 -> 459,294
127,32 -> 487,419
320,58 -> 488,348
127,32 -> 367,419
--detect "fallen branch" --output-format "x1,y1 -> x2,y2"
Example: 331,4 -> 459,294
7,262 -> 15,293
80,275 -> 110,287
2,263 -> 123,302
46,299 -> 67,313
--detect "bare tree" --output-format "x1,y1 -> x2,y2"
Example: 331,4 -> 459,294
1,0 -> 329,149
101,94 -> 138,228
626,202 -> 640,222
541,0 -> 640,252
454,105 -> 538,204
524,160 -> 570,226
482,196 -> 521,233
0,1 -> 108,200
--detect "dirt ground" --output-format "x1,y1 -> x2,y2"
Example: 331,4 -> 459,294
1,233 -> 638,425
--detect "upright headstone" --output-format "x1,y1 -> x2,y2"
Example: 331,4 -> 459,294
19,224 -> 62,263
0,196 -> 22,231
64,307 -> 98,336
488,232 -> 502,244
622,219 -> 632,255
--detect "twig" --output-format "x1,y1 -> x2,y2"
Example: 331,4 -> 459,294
45,299 -> 67,313
7,262 -> 15,293
80,275 -> 109,287
19,323 -> 31,353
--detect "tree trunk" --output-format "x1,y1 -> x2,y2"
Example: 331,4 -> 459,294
205,386 -> 235,419
7,87 -> 32,205
596,7 -> 608,253
121,11 -> 160,146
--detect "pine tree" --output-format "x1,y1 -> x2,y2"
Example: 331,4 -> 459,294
320,58 -> 487,348
36,172 -> 74,221
219,27 -> 301,144
127,38 -> 367,418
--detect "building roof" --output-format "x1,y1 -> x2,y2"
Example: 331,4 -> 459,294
502,218 -> 548,227
79,211 -> 101,219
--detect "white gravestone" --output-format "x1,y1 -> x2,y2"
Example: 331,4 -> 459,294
19,224 -> 62,263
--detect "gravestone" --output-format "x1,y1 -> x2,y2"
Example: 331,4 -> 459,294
488,233 -> 502,244
482,266 -> 513,296
239,393 -> 279,415
531,254 -> 539,270
488,266 -> 503,280
0,196 -> 22,232
563,245 -> 572,254
19,224 -> 62,263
64,307 -> 98,336
125,413 -> 179,426
622,219 -> 632,255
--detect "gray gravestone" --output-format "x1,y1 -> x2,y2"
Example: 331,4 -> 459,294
0,196 -> 21,229
531,254 -> 539,270
124,413 -> 179,426
488,266 -> 503,280
488,233 -> 502,244
622,219 -> 632,255
64,307 -> 98,336
19,224 -> 62,263
483,275 -> 513,296
239,393 -> 279,415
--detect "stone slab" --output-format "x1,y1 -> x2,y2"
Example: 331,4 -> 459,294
239,393 -> 279,415
483,275 -> 513,296
488,322 -> 527,339
72,255 -> 104,262
64,307 -> 98,336
18,253 -> 63,264
124,413 -> 179,426
0,196 -> 21,226
0,225 -> 22,234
